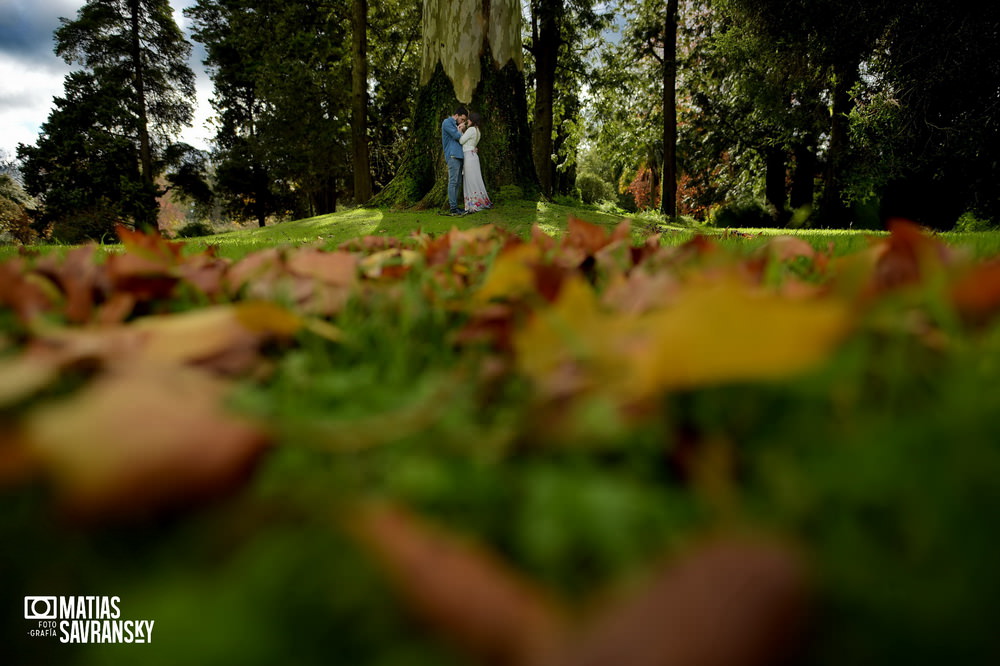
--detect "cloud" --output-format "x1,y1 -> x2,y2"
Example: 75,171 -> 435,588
0,0 -> 212,160
0,0 -> 78,66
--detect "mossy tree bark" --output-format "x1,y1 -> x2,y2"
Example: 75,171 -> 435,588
370,0 -> 537,209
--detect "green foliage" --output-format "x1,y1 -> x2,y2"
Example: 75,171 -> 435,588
576,170 -> 616,204
708,198 -> 773,229
186,0 -> 353,223
496,185 -> 526,202
955,212 -> 996,233
175,221 -> 216,239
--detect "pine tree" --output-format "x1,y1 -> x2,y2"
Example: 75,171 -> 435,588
18,0 -> 195,237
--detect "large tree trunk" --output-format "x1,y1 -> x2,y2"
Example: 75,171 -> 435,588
660,0 -> 678,219
790,140 -> 816,211
128,0 -> 157,230
531,0 -> 561,198
819,60 -> 857,226
370,0 -> 536,209
764,145 -> 788,224
351,0 -> 373,203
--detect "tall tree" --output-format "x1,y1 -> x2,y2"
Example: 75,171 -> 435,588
529,0 -> 562,198
188,0 -> 351,224
372,0 -> 536,208
527,0 -> 610,199
661,0 -> 678,218
351,0 -> 373,203
187,0 -> 282,227
19,0 -> 194,235
854,1 -> 1000,226
367,0 -> 422,192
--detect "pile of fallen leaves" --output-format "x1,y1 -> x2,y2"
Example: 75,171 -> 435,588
4,218 -> 1000,665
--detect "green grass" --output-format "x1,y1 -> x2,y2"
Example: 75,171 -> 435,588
179,201 -> 1000,260
5,201 -> 1000,665
8,200 -> 1000,261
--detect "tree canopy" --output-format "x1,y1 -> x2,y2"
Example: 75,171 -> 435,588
18,0 -> 195,240
10,0 -> 1000,237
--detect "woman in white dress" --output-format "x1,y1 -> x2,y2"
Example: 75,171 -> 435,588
459,112 -> 492,212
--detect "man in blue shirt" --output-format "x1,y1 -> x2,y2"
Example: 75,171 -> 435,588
441,106 -> 468,215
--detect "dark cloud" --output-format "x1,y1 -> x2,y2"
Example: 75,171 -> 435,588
0,0 -> 81,67
1,1 -> 211,156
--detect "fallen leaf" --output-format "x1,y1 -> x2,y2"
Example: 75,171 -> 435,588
474,242 -> 544,305
351,503 -> 568,666
20,365 -> 270,521
950,259 -> 1000,323
286,248 -> 359,286
514,276 -> 853,406
0,354 -> 60,407
29,302 -> 301,375
553,536 -> 810,666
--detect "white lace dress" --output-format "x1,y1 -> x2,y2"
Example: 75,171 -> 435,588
459,126 -> 492,212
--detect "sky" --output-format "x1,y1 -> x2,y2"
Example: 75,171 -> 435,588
0,0 -> 213,161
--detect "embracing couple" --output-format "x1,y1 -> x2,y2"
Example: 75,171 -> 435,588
441,106 -> 492,216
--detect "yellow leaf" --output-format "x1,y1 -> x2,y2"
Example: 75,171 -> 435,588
514,277 -> 853,404
130,302 -> 300,365
474,242 -> 542,305
633,281 -> 852,394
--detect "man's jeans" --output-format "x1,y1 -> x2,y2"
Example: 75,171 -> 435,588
447,155 -> 464,211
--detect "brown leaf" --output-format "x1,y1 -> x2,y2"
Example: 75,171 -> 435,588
0,259 -> 60,322
351,503 -> 568,666
34,244 -> 103,323
950,259 -> 1000,323
359,249 -> 422,280
0,353 -> 60,407
563,216 -> 616,256
551,537 -> 810,666
20,365 -> 270,521
225,247 -> 286,294
285,248 -> 359,286
762,235 -> 816,264
116,223 -> 186,261
30,302 -> 300,376
873,218 -> 954,291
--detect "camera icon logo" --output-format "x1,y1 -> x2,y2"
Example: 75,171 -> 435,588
24,597 -> 58,620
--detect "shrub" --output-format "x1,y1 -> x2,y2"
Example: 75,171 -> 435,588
576,171 -> 615,205
176,221 -> 216,238
955,211 -> 996,232
497,185 -> 525,202
709,199 -> 773,229
552,194 -> 583,207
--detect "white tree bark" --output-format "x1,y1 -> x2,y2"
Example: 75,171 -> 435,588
421,0 -> 524,103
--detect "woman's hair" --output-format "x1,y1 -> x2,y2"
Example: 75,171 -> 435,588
467,112 -> 482,128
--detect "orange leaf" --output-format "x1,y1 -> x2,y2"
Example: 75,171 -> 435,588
950,259 -> 1000,322
563,216 -> 615,256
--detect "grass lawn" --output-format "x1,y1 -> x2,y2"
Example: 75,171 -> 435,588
4,200 -> 1000,665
